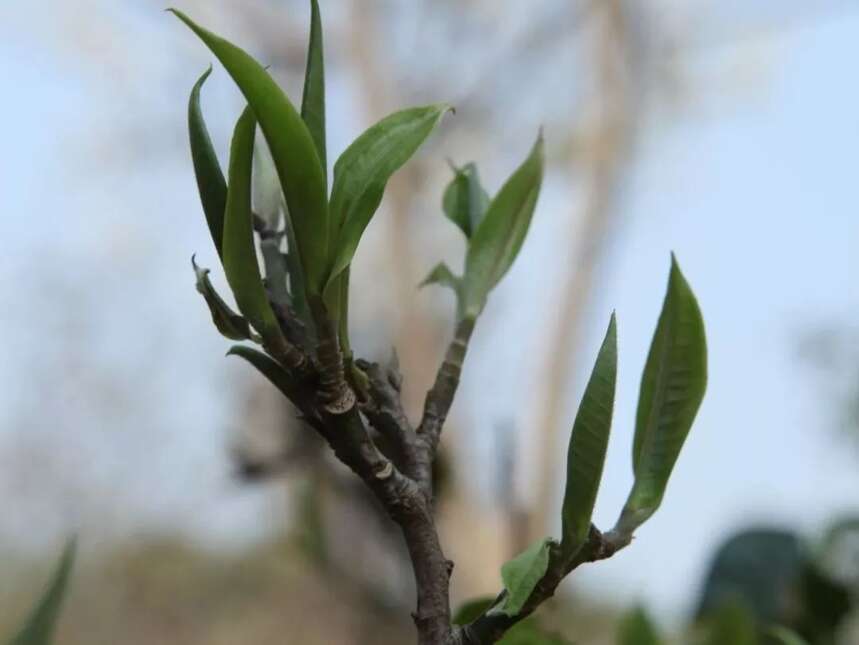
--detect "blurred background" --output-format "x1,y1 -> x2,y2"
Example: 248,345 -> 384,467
1,1 -> 857,643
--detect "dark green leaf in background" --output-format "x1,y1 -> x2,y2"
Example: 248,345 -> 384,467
462,133 -> 544,318
616,606 -> 662,645
443,161 -> 490,238
560,313 -> 617,558
8,540 -> 75,645
170,9 -> 330,293
615,255 -> 706,536
187,66 -> 227,257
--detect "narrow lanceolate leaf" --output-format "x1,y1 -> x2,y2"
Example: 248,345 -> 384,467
187,66 -> 227,257
326,104 -> 451,287
192,255 -> 254,341
9,540 -> 75,645
222,107 -> 284,346
170,9 -> 329,294
462,133 -> 544,319
442,161 -> 490,238
227,345 -> 299,401
497,537 -> 554,617
617,607 -> 662,645
300,0 -> 326,188
560,313 -> 617,558
616,255 -> 707,536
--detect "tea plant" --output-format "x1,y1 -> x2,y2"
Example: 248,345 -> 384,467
170,3 -> 707,643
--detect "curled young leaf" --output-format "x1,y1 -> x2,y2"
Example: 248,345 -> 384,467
462,133 -> 544,319
170,9 -> 330,294
560,313 -> 617,558
442,161 -> 490,238
222,106 -> 285,348
497,537 -> 555,617
192,255 -> 255,341
227,345 -> 299,401
615,255 -> 707,537
187,66 -> 227,257
326,103 -> 452,288
9,539 -> 76,645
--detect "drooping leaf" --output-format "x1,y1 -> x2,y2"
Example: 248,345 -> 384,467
170,9 -> 330,294
442,161 -> 490,238
765,626 -> 809,645
617,607 -> 662,645
462,133 -> 544,319
8,540 -> 75,645
326,103 -> 451,287
498,537 -> 554,617
615,255 -> 706,536
187,66 -> 227,257
300,0 -> 326,188
227,345 -> 299,401
560,313 -> 617,557
221,106 -> 284,346
192,255 -> 255,341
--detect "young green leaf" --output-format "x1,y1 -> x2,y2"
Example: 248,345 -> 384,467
222,107 -> 284,346
187,66 -> 227,257
442,161 -> 490,238
560,313 -> 617,557
170,9 -> 330,294
420,262 -> 461,292
326,103 -> 451,287
192,255 -> 255,341
615,255 -> 707,536
9,540 -> 75,645
300,0 -> 326,188
497,537 -> 554,617
462,133 -> 544,319
227,345 -> 299,401
617,607 -> 662,645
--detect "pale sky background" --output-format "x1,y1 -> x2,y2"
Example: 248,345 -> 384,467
0,0 -> 856,626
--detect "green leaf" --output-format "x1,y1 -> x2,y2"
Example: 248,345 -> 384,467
615,254 -> 707,536
327,103 -> 451,287
227,345 -> 298,401
443,161 -> 490,238
702,600 -> 759,645
187,66 -> 227,257
560,313 -> 617,557
300,0 -> 326,189
170,9 -> 330,294
498,537 -> 554,617
222,106 -> 284,346
420,262 -> 461,293
9,540 -> 75,645
765,626 -> 809,645
462,133 -> 544,318
452,597 -> 572,644
617,607 -> 662,645
192,255 -> 255,341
